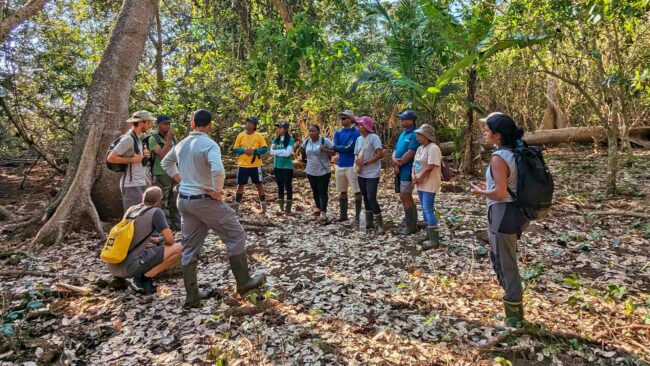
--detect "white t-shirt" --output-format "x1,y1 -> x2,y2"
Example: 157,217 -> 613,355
354,134 -> 382,178
113,131 -> 147,188
414,143 -> 442,193
302,137 -> 334,176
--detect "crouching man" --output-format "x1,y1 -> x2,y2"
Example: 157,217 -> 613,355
107,186 -> 183,294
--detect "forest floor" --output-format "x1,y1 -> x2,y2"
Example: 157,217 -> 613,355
0,145 -> 649,366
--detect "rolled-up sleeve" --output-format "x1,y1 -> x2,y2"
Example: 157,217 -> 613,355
162,146 -> 179,177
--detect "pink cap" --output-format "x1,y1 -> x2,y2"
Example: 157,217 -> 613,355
354,116 -> 375,133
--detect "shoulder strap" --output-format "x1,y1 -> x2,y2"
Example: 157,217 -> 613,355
130,132 -> 140,154
154,132 -> 164,147
126,207 -> 156,255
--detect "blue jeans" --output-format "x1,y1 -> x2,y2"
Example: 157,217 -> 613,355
418,191 -> 438,227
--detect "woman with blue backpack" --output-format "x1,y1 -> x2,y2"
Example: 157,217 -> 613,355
470,112 -> 529,327
270,121 -> 295,213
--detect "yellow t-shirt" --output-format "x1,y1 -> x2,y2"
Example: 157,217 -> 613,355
233,131 -> 267,168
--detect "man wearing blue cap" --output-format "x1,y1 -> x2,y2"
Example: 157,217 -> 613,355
392,109 -> 421,235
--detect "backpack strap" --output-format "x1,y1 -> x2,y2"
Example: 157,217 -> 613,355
126,206 -> 156,255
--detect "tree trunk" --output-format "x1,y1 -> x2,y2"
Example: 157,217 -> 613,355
29,0 -> 158,248
153,8 -> 164,102
540,77 -> 568,130
0,0 -> 48,44
460,68 -> 478,175
604,123 -> 618,195
270,0 -> 308,77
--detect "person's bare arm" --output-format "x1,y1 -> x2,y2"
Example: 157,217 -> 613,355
107,151 -> 141,164
161,227 -> 175,246
471,156 -> 509,200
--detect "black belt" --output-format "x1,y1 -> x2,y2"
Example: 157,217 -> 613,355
179,193 -> 211,200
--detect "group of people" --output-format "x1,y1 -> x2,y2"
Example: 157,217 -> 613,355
104,108 -> 530,326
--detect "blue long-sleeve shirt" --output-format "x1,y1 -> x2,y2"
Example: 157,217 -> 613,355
333,127 -> 361,168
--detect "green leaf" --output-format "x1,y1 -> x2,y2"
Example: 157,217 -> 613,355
0,324 -> 14,337
494,356 -> 513,366
28,300 -> 44,310
396,283 -> 408,289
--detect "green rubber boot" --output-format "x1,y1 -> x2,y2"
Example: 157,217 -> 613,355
229,254 -> 266,295
285,200 -> 293,214
503,299 -> 525,327
182,262 -> 214,309
354,199 -> 362,227
278,199 -> 285,212
421,226 -> 440,250
365,211 -> 374,232
399,207 -> 417,235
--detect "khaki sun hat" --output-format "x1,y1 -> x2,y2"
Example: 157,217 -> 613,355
414,123 -> 435,142
127,110 -> 155,123
338,109 -> 355,120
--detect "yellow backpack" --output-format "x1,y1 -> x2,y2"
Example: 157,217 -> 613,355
100,206 -> 154,264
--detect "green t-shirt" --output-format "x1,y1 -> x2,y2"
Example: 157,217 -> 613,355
271,136 -> 295,169
147,133 -> 176,176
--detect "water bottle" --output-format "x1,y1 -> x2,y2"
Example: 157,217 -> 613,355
359,210 -> 366,232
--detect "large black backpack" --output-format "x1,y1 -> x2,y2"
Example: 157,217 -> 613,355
509,142 -> 554,220
106,132 -> 140,172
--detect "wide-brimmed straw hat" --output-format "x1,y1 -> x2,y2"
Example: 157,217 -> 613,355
127,110 -> 155,123
354,116 -> 375,133
414,123 -> 435,142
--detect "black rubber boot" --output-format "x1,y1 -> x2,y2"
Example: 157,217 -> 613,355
182,262 -> 213,308
354,199 -> 362,227
278,199 -> 285,212
285,200 -> 293,214
503,299 -> 525,327
365,211 -> 374,232
229,254 -> 266,295
399,207 -> 417,235
375,214 -> 385,234
337,198 -> 348,222
422,226 -> 440,250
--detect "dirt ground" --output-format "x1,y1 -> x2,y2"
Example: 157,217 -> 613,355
1,146 -> 649,365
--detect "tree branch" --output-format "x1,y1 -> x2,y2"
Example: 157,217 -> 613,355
0,0 -> 48,44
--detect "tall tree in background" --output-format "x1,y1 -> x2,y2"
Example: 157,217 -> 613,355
0,0 -> 49,43
28,0 -> 158,247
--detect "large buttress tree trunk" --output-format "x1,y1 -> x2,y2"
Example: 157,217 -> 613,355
460,67 -> 478,175
29,0 -> 158,248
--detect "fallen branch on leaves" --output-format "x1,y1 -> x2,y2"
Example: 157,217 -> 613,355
53,282 -> 92,296
0,269 -> 58,278
224,299 -> 281,317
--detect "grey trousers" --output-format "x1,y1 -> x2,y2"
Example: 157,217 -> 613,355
121,185 -> 147,213
488,202 -> 526,303
177,197 -> 246,266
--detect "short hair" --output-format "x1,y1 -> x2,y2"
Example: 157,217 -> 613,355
193,109 -> 212,127
143,186 -> 163,205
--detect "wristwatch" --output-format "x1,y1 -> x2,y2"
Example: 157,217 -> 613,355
363,160 -> 368,166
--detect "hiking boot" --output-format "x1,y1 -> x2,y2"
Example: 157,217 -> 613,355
422,226 -> 440,251
503,299 -> 525,327
337,198 -> 348,222
319,211 -> 329,223
375,214 -> 385,234
108,276 -> 129,290
399,207 -> 417,235
278,199 -> 285,212
260,201 -> 267,214
229,254 -> 266,295
182,262 -> 214,308
285,200 -> 293,214
130,274 -> 156,295
354,199 -> 362,227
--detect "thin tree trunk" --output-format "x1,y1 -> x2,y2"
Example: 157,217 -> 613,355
270,0 -> 308,77
540,77 -> 568,130
0,0 -> 48,44
29,0 -> 159,248
605,123 -> 618,195
154,8 -> 164,102
460,68 -> 478,175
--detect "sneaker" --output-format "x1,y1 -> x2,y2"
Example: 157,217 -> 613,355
107,276 -> 129,290
129,274 -> 157,295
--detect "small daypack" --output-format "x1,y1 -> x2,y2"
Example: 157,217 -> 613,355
509,141 -> 554,220
440,160 -> 452,181
106,132 -> 141,172
100,206 -> 154,264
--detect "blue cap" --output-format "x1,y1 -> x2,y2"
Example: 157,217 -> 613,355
397,109 -> 417,121
275,121 -> 290,129
245,116 -> 259,125
156,115 -> 172,124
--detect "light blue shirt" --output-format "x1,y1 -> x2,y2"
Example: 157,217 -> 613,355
162,132 -> 225,195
